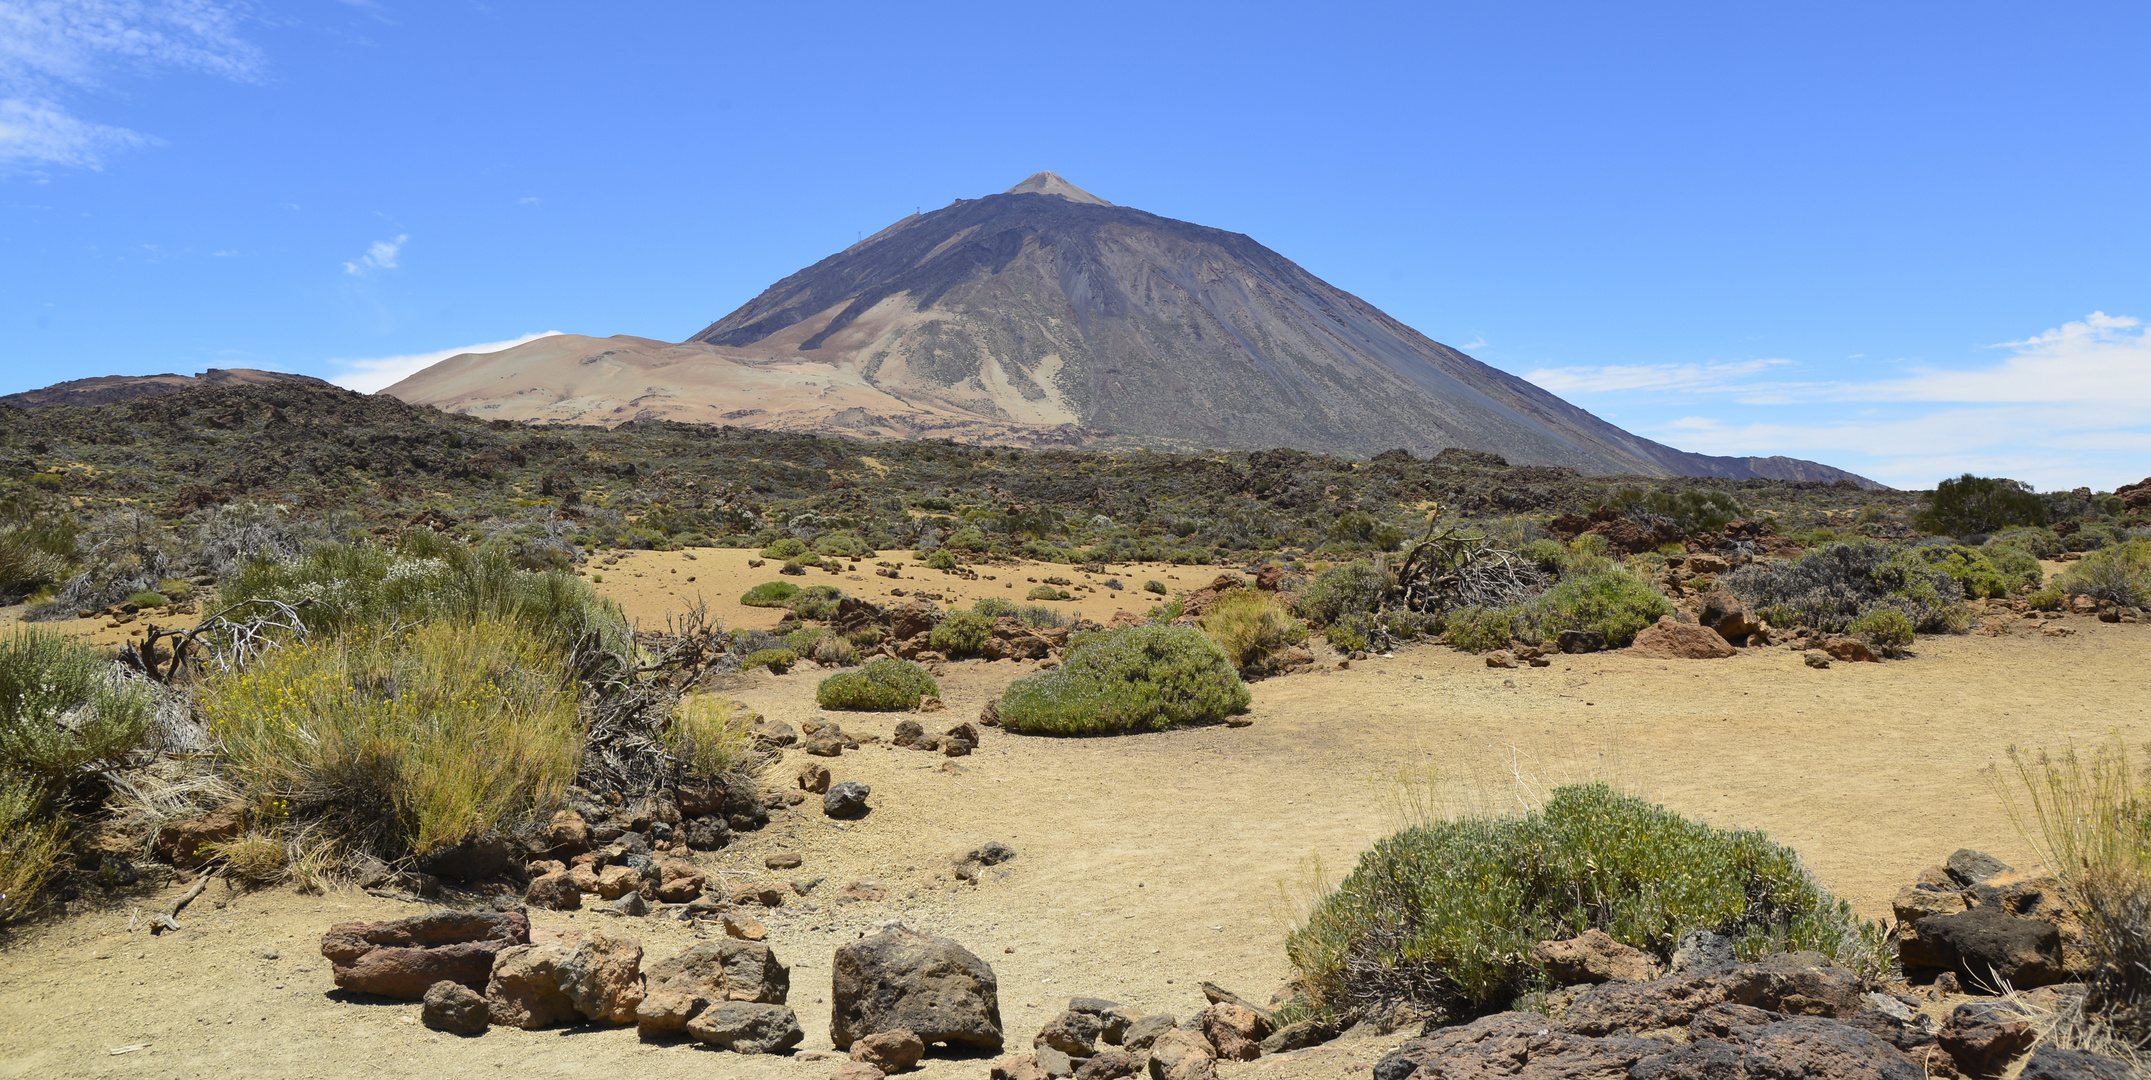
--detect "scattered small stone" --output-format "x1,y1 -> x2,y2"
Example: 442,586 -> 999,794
767,852 -> 804,870
730,882 -> 786,907
421,979 -> 490,1035
607,892 -> 649,917
723,915 -> 768,942
851,1027 -> 925,1072
825,781 -> 871,819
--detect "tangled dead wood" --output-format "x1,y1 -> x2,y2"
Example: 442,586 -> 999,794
574,599 -> 744,798
118,597 -> 314,684
1384,510 -> 1545,616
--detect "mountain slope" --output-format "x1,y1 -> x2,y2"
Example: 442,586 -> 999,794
388,173 -> 1875,486
3,369 -> 327,410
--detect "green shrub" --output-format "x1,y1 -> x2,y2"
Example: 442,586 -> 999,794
1299,560 -> 1389,625
0,771 -> 66,922
2058,539 -> 2151,608
1989,527 -> 2063,559
742,648 -> 797,674
946,527 -> 988,552
1200,590 -> 1308,671
0,628 -> 153,788
814,530 -> 869,558
788,584 -> 845,621
0,628 -> 150,922
1518,538 -> 1568,576
815,658 -> 939,711
1847,606 -> 1915,648
1725,542 -> 1969,634
126,590 -> 170,609
1027,585 -> 1070,601
1916,474 -> 2045,536
1144,580 -> 1167,595
813,634 -> 858,666
973,596 -> 1018,618
997,624 -> 1250,736
1518,571 -> 1671,647
741,580 -> 802,607
154,578 -> 195,602
784,626 -> 831,653
1444,606 -> 1515,653
1915,543 -> 2042,599
201,617 -> 579,858
922,548 -> 960,570
929,610 -> 994,656
1018,606 -> 1066,629
1325,612 -> 1374,653
761,537 -> 809,559
2026,585 -> 2067,611
1285,783 -> 1883,1020
665,697 -> 757,779
228,540 -> 632,662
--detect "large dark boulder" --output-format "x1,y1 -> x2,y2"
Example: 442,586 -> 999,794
1909,905 -> 2064,989
831,924 -> 1003,1051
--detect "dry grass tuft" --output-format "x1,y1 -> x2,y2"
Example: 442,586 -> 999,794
1993,737 -> 2151,1054
200,616 -> 580,860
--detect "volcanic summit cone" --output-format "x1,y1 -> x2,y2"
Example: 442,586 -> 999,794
384,173 -> 1867,483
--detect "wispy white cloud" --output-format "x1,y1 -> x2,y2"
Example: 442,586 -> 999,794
1524,357 -> 1797,395
0,0 -> 262,173
329,331 -> 562,394
1523,313 -> 2151,491
342,233 -> 408,274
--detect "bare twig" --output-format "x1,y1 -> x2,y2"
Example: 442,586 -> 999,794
148,871 -> 214,934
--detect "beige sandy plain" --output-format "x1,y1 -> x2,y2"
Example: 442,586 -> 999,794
2,549 -> 2147,1079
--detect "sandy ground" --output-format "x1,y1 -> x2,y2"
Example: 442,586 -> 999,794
2,556 -> 2146,1078
582,547 -> 1205,635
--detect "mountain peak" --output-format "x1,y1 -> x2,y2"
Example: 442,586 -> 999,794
1003,171 -> 1111,206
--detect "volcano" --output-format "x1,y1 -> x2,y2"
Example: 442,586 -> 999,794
384,173 -> 1870,484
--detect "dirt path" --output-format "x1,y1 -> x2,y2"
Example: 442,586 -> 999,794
2,594 -> 2144,1078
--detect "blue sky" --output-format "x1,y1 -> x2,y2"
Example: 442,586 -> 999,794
2,2 -> 2147,491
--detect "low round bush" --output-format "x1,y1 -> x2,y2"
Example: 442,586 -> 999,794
761,537 -> 809,560
929,610 -> 994,656
1299,560 -> 1388,625
1199,589 -> 1308,671
922,548 -> 960,571
1444,606 -> 1514,653
1847,606 -> 1915,648
1285,783 -> 1883,1021
815,658 -> 939,711
814,530 -> 870,558
2058,538 -> 2151,608
1519,570 -> 1671,647
126,590 -> 170,609
973,596 -> 1018,618
740,581 -> 801,608
1144,580 -> 1167,595
742,648 -> 797,674
1026,585 -> 1070,601
784,626 -> 830,654
996,624 -> 1251,736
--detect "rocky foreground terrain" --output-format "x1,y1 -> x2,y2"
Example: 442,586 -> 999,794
2,580 -> 2144,1079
